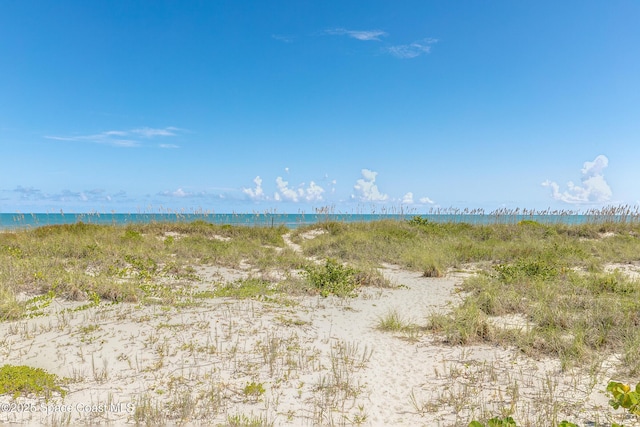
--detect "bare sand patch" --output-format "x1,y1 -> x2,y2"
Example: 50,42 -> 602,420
300,229 -> 327,240
604,262 -> 640,280
488,313 -> 533,332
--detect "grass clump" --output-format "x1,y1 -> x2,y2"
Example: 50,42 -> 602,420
377,309 -> 407,332
377,309 -> 422,340
428,301 -> 495,345
242,381 -> 266,401
422,263 -> 445,278
0,364 -> 67,400
227,413 -> 271,427
0,288 -> 24,321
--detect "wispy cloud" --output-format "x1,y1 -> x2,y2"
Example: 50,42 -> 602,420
159,188 -> 193,198
352,169 -> 388,202
132,127 -> 180,138
542,155 -> 613,204
46,134 -> 140,147
45,127 -> 183,148
325,28 -> 387,41
13,186 -> 127,203
14,186 -> 43,199
272,34 -> 294,43
387,38 -> 438,58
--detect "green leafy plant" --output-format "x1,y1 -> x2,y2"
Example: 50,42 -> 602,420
0,364 -> 67,400
607,380 -> 640,422
469,416 -> 517,427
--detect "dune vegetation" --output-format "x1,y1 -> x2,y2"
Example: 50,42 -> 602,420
1,212 -> 640,425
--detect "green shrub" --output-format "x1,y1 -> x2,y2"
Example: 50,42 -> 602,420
122,228 -> 143,241
302,258 -> 360,297
408,216 -> 430,226
494,258 -> 558,283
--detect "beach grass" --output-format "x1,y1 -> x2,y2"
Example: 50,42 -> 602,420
3,217 -> 640,367
292,216 -> 640,376
2,212 -> 640,424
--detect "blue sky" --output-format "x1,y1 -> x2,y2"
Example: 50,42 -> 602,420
1,1 -> 639,213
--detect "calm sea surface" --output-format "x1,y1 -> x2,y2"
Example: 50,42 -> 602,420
0,212 -> 634,230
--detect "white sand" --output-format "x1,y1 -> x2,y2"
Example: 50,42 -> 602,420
0,232 -> 637,426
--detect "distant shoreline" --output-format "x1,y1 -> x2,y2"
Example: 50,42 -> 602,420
2,210 -> 640,230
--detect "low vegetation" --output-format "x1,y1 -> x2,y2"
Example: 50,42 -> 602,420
2,209 -> 640,424
469,379 -> 640,426
0,364 -> 67,400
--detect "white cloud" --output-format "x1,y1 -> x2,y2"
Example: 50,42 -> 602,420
275,177 -> 300,202
353,169 -> 388,202
45,127 -> 183,148
275,177 -> 324,202
542,155 -> 613,204
387,38 -> 438,58
581,155 -> 608,177
304,181 -> 325,202
401,192 -> 435,205
243,176 -> 265,200
419,196 -> 434,204
326,28 -> 387,41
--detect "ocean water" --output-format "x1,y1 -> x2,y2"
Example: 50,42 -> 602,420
0,212 -> 636,230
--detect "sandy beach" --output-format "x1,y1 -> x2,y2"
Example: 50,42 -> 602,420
2,225 -> 639,427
